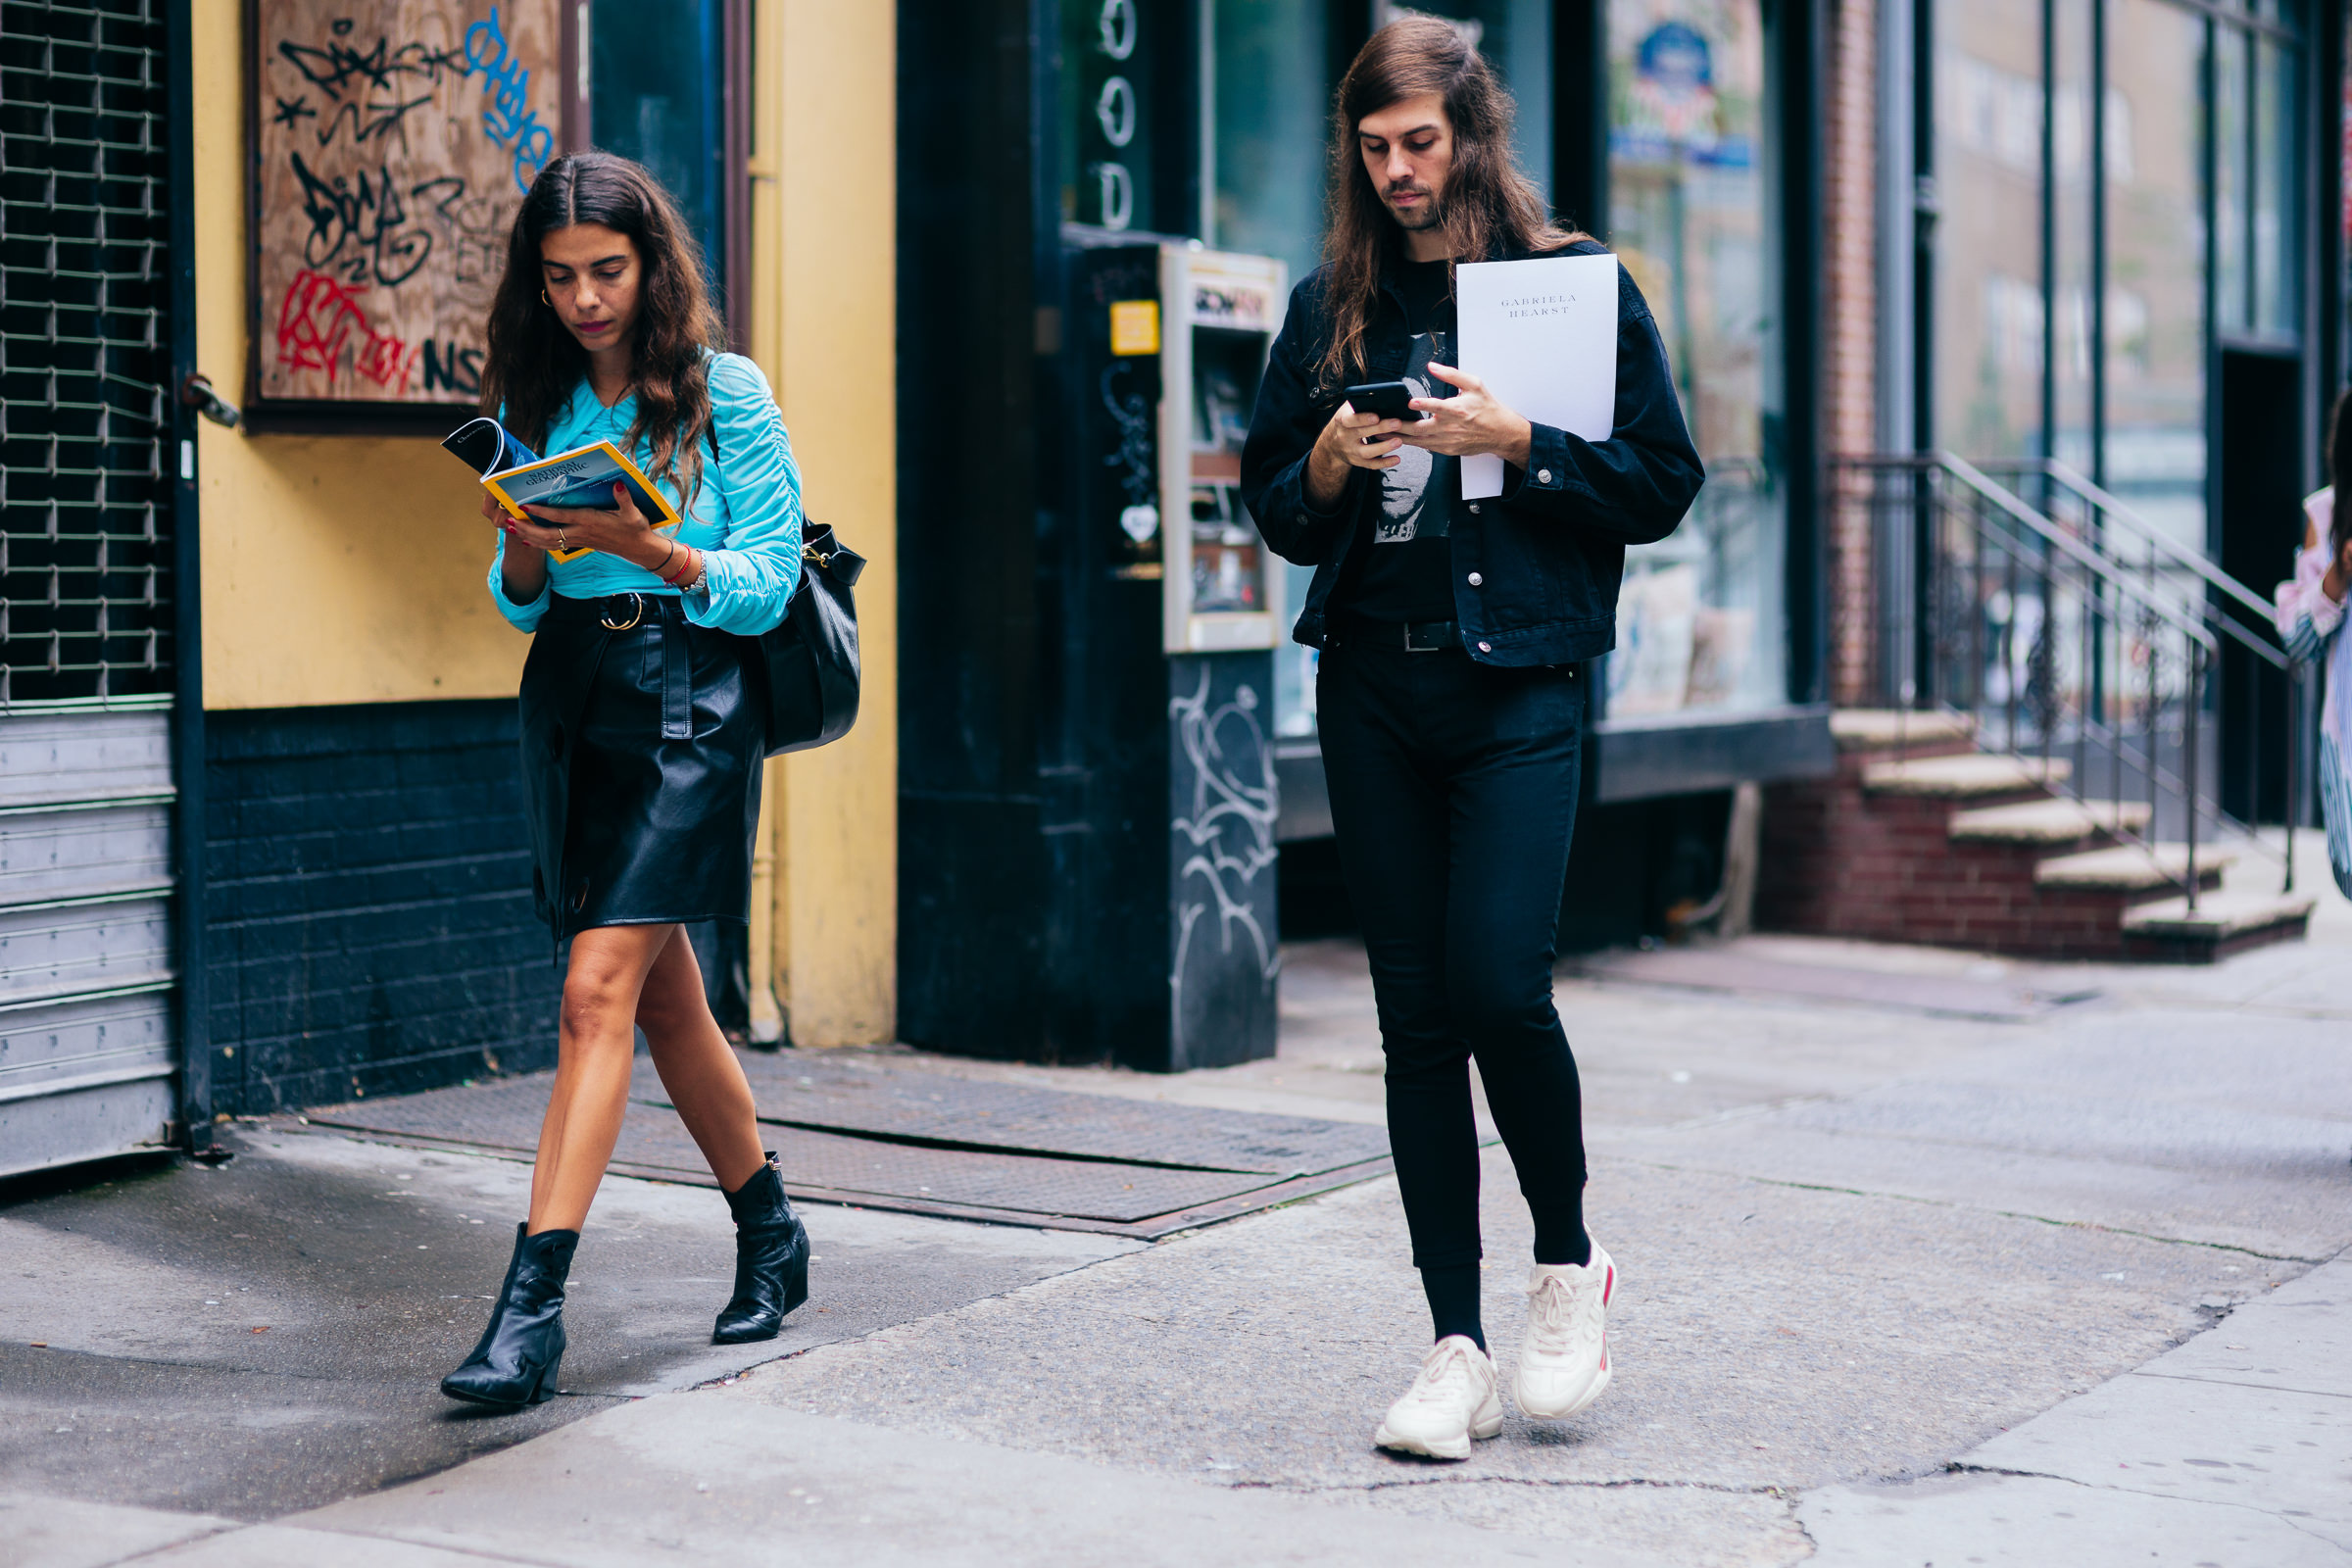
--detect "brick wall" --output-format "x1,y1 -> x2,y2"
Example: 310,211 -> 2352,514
1824,0 -> 1880,707
204,701 -> 560,1114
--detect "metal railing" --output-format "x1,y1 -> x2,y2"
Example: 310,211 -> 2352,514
1972,458 -> 2303,896
1834,453 -> 2306,910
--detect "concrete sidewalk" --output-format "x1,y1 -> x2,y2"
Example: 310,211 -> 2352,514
6,895 -> 2349,1563
1802,1256 -> 2352,1564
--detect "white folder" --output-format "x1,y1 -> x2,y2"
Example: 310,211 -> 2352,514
1455,252 -> 1619,499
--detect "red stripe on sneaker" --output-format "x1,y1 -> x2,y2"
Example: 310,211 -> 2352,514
1601,1264 -> 1614,1306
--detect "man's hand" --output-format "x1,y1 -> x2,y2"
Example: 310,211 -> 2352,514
1306,402 -> 1410,509
1400,364 -> 1534,468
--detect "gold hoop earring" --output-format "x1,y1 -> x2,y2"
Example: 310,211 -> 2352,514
540,289 -> 551,305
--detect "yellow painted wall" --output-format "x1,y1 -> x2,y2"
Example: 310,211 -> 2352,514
192,0 -> 898,1043
746,0 -> 899,1047
191,0 -> 527,710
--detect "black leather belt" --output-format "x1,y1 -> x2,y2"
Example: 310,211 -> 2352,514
1329,614 -> 1459,653
547,592 -> 695,740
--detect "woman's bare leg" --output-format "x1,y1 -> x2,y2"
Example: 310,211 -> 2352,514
525,924 -> 675,1234
636,925 -> 767,1193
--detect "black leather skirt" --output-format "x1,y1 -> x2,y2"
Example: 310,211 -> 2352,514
517,592 -> 763,942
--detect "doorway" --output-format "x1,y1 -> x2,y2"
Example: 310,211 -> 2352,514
2214,345 -> 2302,825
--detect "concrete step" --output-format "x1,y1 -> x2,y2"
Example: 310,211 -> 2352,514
1862,754 -> 2071,800
2034,843 -> 2236,892
1948,798 -> 2152,847
1832,709 -> 1978,754
2120,887 -> 2318,961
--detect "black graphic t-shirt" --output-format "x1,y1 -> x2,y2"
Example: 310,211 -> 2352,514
1329,257 -> 1458,625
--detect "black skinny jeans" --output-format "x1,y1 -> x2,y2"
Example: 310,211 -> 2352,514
1316,636 -> 1589,1272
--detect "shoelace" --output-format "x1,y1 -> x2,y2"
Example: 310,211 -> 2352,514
1527,1270 -> 1601,1356
1401,1341 -> 1482,1409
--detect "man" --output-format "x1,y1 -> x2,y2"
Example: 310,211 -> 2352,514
1241,17 -> 1702,1460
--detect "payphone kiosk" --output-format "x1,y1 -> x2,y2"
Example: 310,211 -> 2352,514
1044,230 -> 1289,1071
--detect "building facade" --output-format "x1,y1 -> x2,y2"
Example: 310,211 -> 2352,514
1,0 -> 895,1172
4,0 -> 2344,1168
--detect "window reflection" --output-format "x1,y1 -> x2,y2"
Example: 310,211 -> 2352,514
590,0 -> 729,299
2104,0 -> 2207,558
1609,0 -> 1786,716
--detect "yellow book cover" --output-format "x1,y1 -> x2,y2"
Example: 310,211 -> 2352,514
481,440 -> 686,563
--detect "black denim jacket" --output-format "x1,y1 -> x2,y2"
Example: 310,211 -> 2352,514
1240,239 -> 1704,666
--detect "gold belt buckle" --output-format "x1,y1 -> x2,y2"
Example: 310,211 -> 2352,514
599,592 -> 646,631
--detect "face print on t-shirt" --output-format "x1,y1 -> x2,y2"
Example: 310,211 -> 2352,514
1376,330 -> 1455,546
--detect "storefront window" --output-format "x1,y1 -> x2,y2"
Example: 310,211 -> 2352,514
1209,4 -> 1333,738
1607,0 -> 1788,716
1932,0 -> 2050,461
591,0 -> 730,296
2104,0 -> 2207,554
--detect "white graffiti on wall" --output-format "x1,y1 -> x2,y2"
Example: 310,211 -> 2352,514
1168,667 -> 1280,1059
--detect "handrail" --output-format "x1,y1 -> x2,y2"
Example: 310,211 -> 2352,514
1975,456 -> 2287,667
1833,449 -> 2308,902
1840,454 -> 2219,653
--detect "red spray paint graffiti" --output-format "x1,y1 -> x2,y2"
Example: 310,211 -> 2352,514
274,268 -> 418,392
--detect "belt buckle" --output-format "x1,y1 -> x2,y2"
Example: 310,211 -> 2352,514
599,592 -> 645,631
1403,621 -> 1446,653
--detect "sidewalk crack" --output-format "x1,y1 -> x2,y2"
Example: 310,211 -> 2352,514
1945,1462 -> 2352,1551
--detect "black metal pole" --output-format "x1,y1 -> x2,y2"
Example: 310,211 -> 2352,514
166,0 -> 211,1151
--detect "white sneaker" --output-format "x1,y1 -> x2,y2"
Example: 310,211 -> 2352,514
1373,1335 -> 1504,1460
1513,1245 -> 1616,1421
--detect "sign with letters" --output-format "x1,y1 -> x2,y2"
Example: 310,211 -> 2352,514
246,0 -> 566,427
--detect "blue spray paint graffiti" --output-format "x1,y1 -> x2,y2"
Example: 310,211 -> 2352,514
464,7 -> 555,193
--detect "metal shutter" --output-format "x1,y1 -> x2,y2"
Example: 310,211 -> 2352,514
0,0 -> 180,1175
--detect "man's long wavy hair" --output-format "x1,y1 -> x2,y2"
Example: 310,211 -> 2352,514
480,152 -> 726,508
1315,16 -> 1588,393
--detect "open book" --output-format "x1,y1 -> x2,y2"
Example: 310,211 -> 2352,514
443,416 -> 684,563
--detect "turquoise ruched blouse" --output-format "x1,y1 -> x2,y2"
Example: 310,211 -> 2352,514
487,351 -> 803,637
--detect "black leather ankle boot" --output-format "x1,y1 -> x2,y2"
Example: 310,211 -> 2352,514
712,1152 -> 808,1344
440,1223 -> 578,1408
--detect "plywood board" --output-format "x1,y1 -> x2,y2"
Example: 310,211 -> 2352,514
248,0 -> 563,416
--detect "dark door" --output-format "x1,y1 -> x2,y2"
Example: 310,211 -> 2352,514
2214,346 -> 2300,825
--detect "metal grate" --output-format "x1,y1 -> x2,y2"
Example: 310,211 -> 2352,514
0,0 -> 172,706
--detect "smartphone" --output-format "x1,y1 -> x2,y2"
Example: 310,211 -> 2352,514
1343,380 -> 1426,422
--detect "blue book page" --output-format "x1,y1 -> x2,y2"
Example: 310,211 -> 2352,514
491,443 -> 681,529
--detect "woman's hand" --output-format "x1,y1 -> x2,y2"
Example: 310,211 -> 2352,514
506,483 -> 673,571
1306,402 -> 1410,508
483,491 -> 541,550
1401,364 -> 1535,468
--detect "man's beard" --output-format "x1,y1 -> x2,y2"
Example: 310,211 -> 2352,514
1383,185 -> 1444,232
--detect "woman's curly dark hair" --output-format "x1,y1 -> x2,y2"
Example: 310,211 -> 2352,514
479,151 -> 727,508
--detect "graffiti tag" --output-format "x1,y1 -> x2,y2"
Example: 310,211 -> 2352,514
464,7 -> 555,194
275,268 -> 418,392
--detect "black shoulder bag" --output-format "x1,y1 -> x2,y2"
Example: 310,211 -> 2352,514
702,386 -> 862,755
757,520 -> 864,755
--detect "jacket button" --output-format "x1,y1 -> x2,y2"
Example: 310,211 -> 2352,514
1477,641 -> 1493,653
1466,571 -> 1484,587
1537,468 -> 1553,484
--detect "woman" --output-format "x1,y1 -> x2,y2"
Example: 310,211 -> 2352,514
1241,19 -> 1701,1459
439,152 -> 809,1410
2276,391 -> 2352,900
